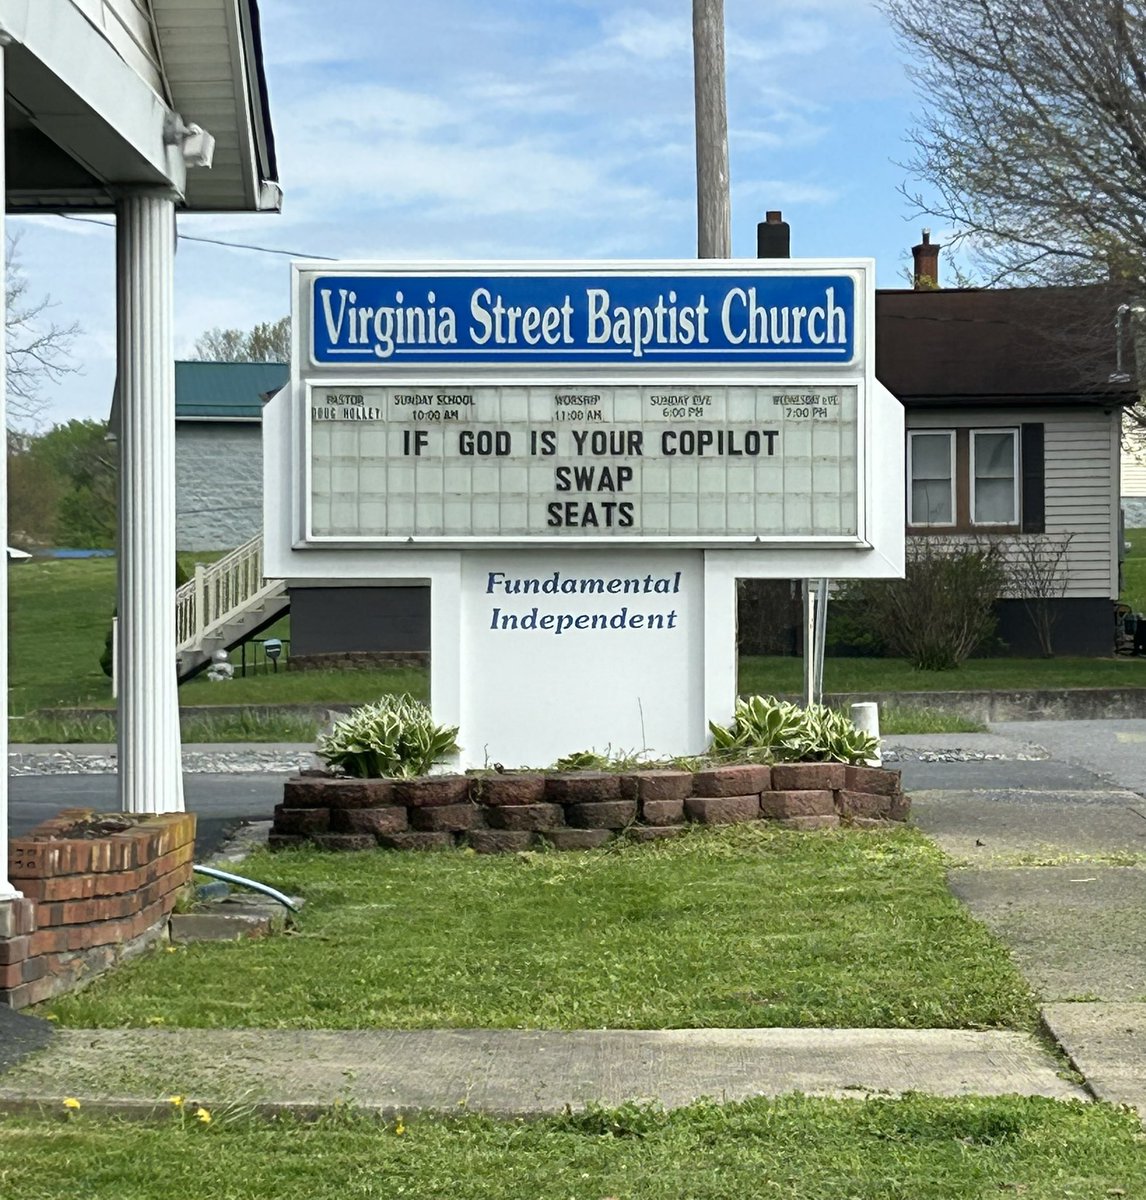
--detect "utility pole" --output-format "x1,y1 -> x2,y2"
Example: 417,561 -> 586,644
692,0 -> 730,258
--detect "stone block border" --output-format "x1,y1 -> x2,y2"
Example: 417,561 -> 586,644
271,763 -> 909,853
1,809 -> 195,1008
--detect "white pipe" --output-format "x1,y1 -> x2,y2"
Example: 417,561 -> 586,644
802,580 -> 815,707
813,578 -> 829,705
850,701 -> 882,766
192,864 -> 299,912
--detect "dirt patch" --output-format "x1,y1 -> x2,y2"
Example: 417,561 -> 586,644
25,813 -> 149,841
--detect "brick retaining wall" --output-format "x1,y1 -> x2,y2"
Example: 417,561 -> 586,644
270,763 -> 909,853
0,809 -> 195,1008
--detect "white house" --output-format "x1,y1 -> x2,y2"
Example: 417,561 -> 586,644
881,247 -> 1135,655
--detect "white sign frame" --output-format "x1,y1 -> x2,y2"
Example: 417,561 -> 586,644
290,259 -> 876,552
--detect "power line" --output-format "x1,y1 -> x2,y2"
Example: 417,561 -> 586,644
57,213 -> 337,260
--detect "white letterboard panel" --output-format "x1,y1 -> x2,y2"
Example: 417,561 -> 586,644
306,382 -> 859,542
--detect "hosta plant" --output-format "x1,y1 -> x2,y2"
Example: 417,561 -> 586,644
317,694 -> 460,779
709,695 -> 878,764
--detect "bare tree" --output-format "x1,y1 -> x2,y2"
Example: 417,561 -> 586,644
1004,533 -> 1074,656
6,237 -> 79,427
190,316 -> 289,362
880,1 -> 1146,291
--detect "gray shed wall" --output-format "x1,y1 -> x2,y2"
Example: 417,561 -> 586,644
176,421 -> 263,550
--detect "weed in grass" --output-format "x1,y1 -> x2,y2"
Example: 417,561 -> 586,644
10,711 -> 321,744
9,712 -> 118,743
949,849 -> 1146,868
879,705 -> 988,735
181,711 -> 321,743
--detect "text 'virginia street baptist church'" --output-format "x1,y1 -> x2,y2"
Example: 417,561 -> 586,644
310,273 -> 856,364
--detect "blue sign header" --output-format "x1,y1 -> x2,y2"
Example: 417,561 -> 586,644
309,272 -> 856,366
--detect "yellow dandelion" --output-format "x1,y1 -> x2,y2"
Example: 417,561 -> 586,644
394,1116 -> 406,1136
168,1095 -> 184,1108
62,1097 -> 81,1111
195,1107 -> 212,1125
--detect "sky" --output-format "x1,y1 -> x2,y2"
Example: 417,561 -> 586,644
12,0 -> 935,427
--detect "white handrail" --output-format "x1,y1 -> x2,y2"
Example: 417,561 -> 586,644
176,535 -> 279,651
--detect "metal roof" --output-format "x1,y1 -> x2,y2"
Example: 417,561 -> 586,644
175,360 -> 287,421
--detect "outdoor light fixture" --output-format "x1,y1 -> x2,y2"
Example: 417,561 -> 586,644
164,113 -> 216,170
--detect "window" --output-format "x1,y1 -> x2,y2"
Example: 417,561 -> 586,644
907,425 -> 1039,533
970,429 -> 1018,525
908,431 -> 955,526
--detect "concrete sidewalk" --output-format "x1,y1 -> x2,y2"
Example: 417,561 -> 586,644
0,1027 -> 1085,1117
904,724 -> 1146,1118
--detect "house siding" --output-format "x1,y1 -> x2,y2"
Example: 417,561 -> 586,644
1123,440 -> 1146,527
176,421 -> 262,551
69,0 -> 165,98
907,406 -> 1119,600
1123,454 -> 1146,498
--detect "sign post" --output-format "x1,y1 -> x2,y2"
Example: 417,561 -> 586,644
265,260 -> 903,768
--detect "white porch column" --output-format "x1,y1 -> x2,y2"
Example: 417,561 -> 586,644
0,34 -> 22,898
115,190 -> 184,814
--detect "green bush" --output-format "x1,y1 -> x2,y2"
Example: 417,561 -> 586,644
316,693 -> 459,778
709,695 -> 878,764
831,539 -> 1007,670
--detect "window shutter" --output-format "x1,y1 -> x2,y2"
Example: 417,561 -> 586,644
1020,423 -> 1045,533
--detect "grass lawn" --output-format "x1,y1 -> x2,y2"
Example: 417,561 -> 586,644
1124,526 -> 1146,613
45,826 -> 1036,1031
8,559 -> 115,713
875,705 -> 987,734
177,665 -> 427,706
740,653 -> 1146,696
1,1097 -> 1144,1200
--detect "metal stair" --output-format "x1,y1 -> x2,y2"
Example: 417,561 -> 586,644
176,535 -> 288,679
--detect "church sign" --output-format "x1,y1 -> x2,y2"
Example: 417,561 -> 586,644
297,263 -> 867,547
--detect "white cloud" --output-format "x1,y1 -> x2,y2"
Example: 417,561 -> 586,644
727,19 -> 831,64
601,9 -> 689,61
734,178 -> 840,209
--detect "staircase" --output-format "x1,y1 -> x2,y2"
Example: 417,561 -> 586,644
176,535 -> 288,679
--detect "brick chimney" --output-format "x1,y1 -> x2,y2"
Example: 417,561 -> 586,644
912,229 -> 941,290
757,210 -> 790,259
